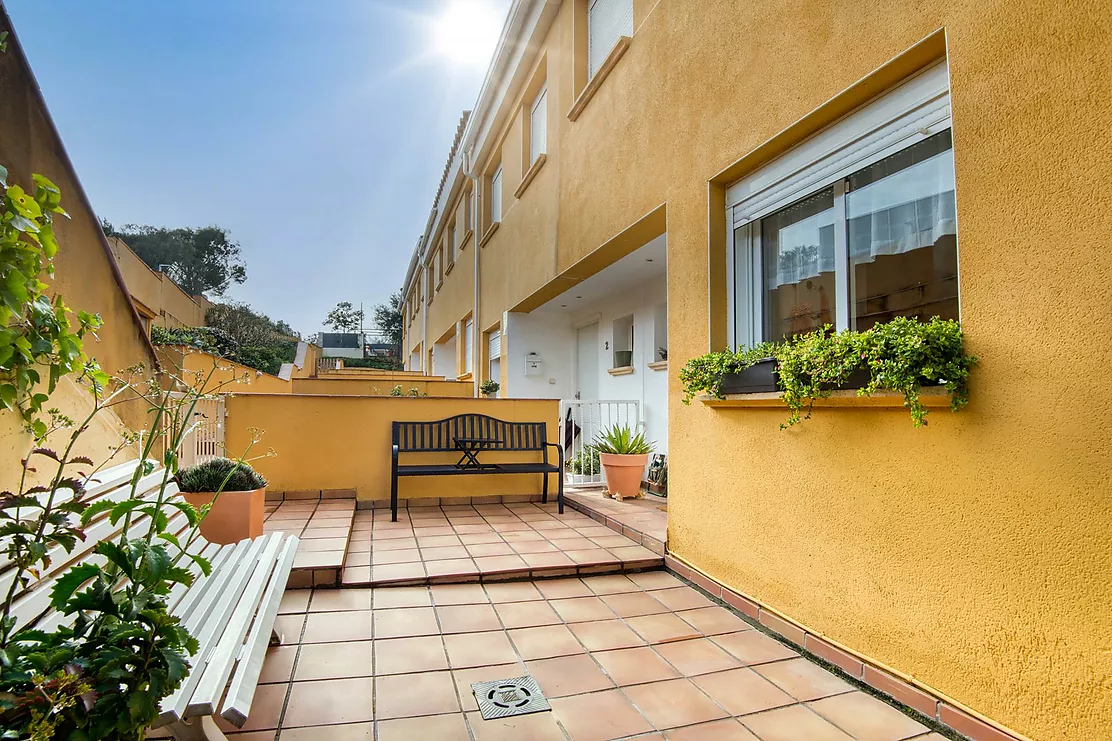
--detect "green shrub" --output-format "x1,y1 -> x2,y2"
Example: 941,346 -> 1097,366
593,425 -> 655,455
570,445 -> 601,475
176,457 -> 267,492
480,379 -> 500,395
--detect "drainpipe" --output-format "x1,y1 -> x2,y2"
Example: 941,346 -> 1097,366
464,149 -> 481,398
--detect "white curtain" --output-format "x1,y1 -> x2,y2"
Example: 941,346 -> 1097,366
764,191 -> 836,289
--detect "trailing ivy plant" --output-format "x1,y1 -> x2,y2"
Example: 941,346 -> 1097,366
0,166 -> 105,437
680,317 -> 976,428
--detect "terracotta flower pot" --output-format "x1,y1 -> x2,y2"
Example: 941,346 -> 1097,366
599,453 -> 649,501
182,487 -> 266,544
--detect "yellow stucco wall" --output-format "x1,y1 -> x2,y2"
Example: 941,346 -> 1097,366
110,238 -> 208,330
158,348 -> 293,394
223,395 -> 560,501
516,1 -> 1111,739
290,378 -> 473,397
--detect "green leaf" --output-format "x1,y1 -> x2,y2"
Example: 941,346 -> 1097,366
94,540 -> 135,579
49,562 -> 100,609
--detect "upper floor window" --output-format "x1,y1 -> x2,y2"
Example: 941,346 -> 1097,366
588,0 -> 633,78
490,166 -> 503,223
728,63 -> 958,346
530,85 -> 547,164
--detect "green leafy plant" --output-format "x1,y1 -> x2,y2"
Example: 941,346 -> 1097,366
593,425 -> 656,455
151,324 -> 239,358
176,457 -> 267,493
480,379 -> 499,395
390,384 -> 402,396
0,167 -> 105,437
680,317 -> 977,428
569,445 -> 600,475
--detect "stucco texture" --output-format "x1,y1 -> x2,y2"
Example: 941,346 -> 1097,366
223,395 -> 560,502
542,1 -> 1112,739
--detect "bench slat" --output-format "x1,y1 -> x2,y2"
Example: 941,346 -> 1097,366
164,540 -> 231,616
186,533 -> 285,718
219,534 -> 299,728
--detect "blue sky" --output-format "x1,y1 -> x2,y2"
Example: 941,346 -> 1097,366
6,0 -> 509,336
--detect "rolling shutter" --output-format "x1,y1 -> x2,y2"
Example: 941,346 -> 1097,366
488,330 -> 501,361
588,0 -> 633,78
464,320 -> 473,373
530,87 -> 547,163
490,167 -> 503,222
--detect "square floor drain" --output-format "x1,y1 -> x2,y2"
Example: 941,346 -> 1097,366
472,675 -> 551,720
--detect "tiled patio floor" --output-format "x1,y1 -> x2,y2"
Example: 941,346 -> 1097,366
564,489 -> 667,554
222,573 -> 942,740
339,502 -> 663,587
263,499 -> 356,586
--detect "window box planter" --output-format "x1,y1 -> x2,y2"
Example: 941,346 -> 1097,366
719,357 -> 779,394
614,350 -> 633,367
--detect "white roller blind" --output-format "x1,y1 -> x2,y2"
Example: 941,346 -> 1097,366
728,62 -> 952,225
490,166 -> 503,222
530,87 -> 547,163
588,0 -> 633,78
488,330 -> 501,360
464,320 -> 473,373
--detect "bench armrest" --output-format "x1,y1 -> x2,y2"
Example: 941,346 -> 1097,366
544,441 -> 564,469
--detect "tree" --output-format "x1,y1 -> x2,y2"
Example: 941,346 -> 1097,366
324,301 -> 364,333
102,220 -> 247,296
373,290 -> 403,354
205,301 -> 297,346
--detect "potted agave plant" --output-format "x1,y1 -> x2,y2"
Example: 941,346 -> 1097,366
176,457 -> 268,544
594,424 -> 656,501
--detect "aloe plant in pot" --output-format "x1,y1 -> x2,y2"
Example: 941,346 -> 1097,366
594,425 -> 656,501
176,457 -> 268,544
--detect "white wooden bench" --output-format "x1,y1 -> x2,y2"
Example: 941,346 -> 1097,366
1,460 -> 300,741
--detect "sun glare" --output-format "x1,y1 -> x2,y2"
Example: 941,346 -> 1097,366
430,0 -> 504,69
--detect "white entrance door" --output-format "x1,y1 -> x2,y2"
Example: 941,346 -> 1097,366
576,323 -> 599,400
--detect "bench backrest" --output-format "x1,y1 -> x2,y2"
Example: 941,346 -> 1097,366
392,414 -> 548,453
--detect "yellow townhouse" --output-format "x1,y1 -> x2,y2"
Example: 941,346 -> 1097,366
400,1 -> 1112,739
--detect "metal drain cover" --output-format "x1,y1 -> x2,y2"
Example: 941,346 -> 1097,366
471,675 -> 551,720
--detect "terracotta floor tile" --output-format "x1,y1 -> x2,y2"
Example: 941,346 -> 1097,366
492,599 -> 562,629
808,691 -> 929,740
520,551 -> 576,569
437,603 -> 502,633
535,578 -> 592,599
655,637 -> 743,676
371,562 -> 426,584
451,662 -> 528,712
484,581 -> 543,602
565,550 -> 616,567
372,548 -> 422,565
623,678 -> 729,729
293,640 -> 374,681
550,596 -> 617,623
459,532 -> 504,544
444,630 -> 519,668
422,545 -> 471,560
591,535 -> 638,548
278,590 -> 310,614
277,724 -> 372,741
509,539 -> 559,554
592,646 -> 681,686
626,613 -> 703,644
377,713 -> 471,741
300,527 -> 349,540
508,624 -> 586,660
431,582 -> 490,604
346,539 -> 372,554
692,667 -> 795,716
740,704 -> 855,741
651,587 -> 715,611
413,525 -> 456,536
677,606 -> 752,636
344,551 -> 371,567
425,558 -> 478,578
341,566 -> 371,584
500,529 -> 546,541
308,588 -> 372,612
282,677 -> 375,727
375,670 -> 460,719
298,537 -> 348,553
293,550 -> 345,569
374,635 -> 448,675
600,591 -> 669,618
525,653 -> 615,697
373,537 -> 419,551
568,619 -> 647,651
712,630 -> 800,665
453,523 -> 494,534
754,657 -> 855,700
464,710 -> 567,741
374,606 -> 441,638
372,528 -> 415,540
474,555 -> 528,573
466,542 -> 515,557
550,688 -> 654,741
664,719 -> 761,741
258,645 -> 297,684
221,682 -> 286,732
301,610 -> 372,643
417,535 -> 463,548
582,574 -> 641,594
372,586 -> 432,609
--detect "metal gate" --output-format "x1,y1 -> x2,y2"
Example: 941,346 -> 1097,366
559,400 -> 640,486
174,394 -> 226,468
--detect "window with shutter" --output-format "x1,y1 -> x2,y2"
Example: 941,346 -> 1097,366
490,167 -> 503,223
530,86 -> 547,164
464,320 -> 473,374
588,0 -> 633,78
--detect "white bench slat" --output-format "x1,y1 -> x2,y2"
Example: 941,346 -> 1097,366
173,540 -> 252,630
164,541 -> 229,615
221,534 -> 299,728
186,533 -> 285,717
157,536 -> 270,726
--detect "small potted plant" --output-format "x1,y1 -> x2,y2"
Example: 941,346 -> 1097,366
594,424 -> 656,501
176,458 -> 268,544
480,379 -> 500,398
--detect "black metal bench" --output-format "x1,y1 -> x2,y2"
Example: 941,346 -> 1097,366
390,414 -> 563,521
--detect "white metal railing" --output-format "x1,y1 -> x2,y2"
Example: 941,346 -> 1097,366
559,400 -> 641,486
175,395 -> 226,468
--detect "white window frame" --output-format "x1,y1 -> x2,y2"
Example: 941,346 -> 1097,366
726,62 -> 955,349
530,85 -> 547,164
587,0 -> 633,78
490,166 -> 503,223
